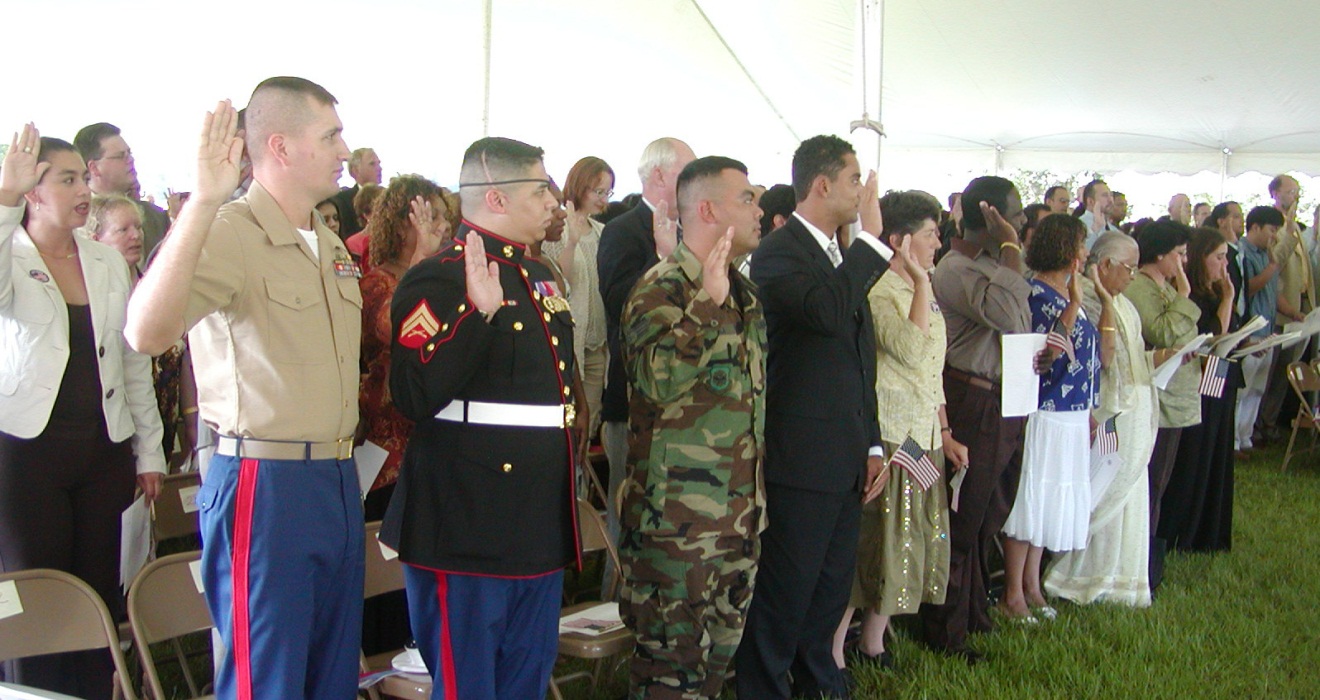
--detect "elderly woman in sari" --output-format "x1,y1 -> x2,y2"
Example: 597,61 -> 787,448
1044,232 -> 1155,606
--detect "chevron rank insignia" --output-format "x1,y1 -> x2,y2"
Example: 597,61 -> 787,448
399,299 -> 441,349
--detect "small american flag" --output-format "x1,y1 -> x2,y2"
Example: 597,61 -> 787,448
1093,416 -> 1118,456
1046,319 -> 1076,364
1199,354 -> 1229,398
891,436 -> 942,491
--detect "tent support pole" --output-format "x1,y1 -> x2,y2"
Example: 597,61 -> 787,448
482,0 -> 493,137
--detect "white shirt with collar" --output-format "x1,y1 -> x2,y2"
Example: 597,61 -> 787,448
792,212 -> 894,265
791,211 -> 891,458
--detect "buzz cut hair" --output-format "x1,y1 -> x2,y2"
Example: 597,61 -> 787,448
675,155 -> 748,225
457,136 -> 545,208
244,77 -> 338,164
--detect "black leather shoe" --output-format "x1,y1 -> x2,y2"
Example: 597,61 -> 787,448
942,646 -> 986,666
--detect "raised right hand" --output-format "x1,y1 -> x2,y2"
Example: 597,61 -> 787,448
702,227 -> 734,306
1088,265 -> 1114,304
463,232 -> 504,316
564,200 -> 590,246
859,170 -> 882,236
0,123 -> 49,204
980,201 -> 1020,247
410,195 -> 446,259
194,100 -> 245,206
653,200 -> 678,258
898,234 -> 925,280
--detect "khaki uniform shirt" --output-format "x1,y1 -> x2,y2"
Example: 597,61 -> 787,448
184,182 -> 362,442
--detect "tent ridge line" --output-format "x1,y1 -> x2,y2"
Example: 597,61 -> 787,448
687,0 -> 799,141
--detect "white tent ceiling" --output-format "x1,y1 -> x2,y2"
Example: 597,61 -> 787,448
5,0 -> 1316,195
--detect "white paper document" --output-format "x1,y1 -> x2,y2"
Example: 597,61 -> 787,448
354,441 -> 389,499
178,485 -> 200,514
949,469 -> 968,513
0,580 -> 22,620
1283,306 -> 1320,343
189,559 -> 206,594
1001,333 -> 1047,418
1209,316 -> 1267,357
1152,333 -> 1212,389
559,601 -> 624,636
120,495 -> 152,591
1229,331 -> 1301,360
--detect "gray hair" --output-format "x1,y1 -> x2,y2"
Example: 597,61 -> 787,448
636,137 -> 688,183
1086,231 -> 1138,270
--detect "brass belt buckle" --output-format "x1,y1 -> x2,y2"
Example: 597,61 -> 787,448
563,403 -> 577,429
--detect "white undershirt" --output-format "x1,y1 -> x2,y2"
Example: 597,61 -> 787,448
297,228 -> 319,261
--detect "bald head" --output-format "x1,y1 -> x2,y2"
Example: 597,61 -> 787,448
244,76 -> 338,165
1168,193 -> 1191,225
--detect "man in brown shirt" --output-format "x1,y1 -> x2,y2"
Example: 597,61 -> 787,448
923,175 -> 1033,664
126,77 -> 363,699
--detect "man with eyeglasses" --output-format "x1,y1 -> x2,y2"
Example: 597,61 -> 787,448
74,122 -> 171,260
380,136 -> 580,699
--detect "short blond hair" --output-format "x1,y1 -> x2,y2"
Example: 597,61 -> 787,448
78,194 -> 141,240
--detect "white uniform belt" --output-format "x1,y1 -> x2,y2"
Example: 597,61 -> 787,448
435,400 -> 567,428
216,435 -> 355,461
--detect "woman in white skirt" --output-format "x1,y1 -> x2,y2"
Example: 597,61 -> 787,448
998,214 -> 1100,621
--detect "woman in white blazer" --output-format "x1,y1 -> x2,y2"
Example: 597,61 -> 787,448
0,125 -> 165,699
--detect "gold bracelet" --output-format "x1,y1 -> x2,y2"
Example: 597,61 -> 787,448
181,406 -> 199,416
1100,326 -> 1117,332
999,241 -> 1022,253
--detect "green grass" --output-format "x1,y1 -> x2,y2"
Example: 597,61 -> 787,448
135,444 -> 1320,699
558,442 -> 1320,700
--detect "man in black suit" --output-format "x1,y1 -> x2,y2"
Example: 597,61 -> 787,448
331,147 -> 382,239
596,137 -> 696,569
736,135 -> 892,699
1208,201 -> 1246,315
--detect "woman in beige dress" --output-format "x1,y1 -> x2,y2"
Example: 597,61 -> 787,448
832,190 -> 969,670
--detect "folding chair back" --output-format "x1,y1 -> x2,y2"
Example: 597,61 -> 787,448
1281,362 -> 1320,472
127,551 -> 212,699
153,471 -> 203,543
0,568 -> 136,699
549,498 -> 634,699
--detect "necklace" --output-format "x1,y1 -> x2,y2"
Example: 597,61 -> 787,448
38,249 -> 79,260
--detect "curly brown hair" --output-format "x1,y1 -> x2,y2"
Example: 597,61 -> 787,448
366,175 -> 444,267
1026,213 -> 1086,273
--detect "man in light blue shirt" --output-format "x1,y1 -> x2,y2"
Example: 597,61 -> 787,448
1236,206 -> 1286,450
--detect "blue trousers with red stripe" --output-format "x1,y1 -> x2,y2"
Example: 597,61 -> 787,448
198,454 -> 365,700
403,565 -> 563,700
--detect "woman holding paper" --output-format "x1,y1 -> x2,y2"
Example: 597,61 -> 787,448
998,214 -> 1100,621
832,191 -> 968,670
1160,228 -> 1241,552
1125,220 -> 1200,589
0,126 -> 165,698
1044,232 -> 1155,607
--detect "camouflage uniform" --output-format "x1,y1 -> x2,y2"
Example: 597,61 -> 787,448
619,242 -> 767,700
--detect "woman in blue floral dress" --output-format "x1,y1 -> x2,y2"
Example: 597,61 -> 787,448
998,214 -> 1100,621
